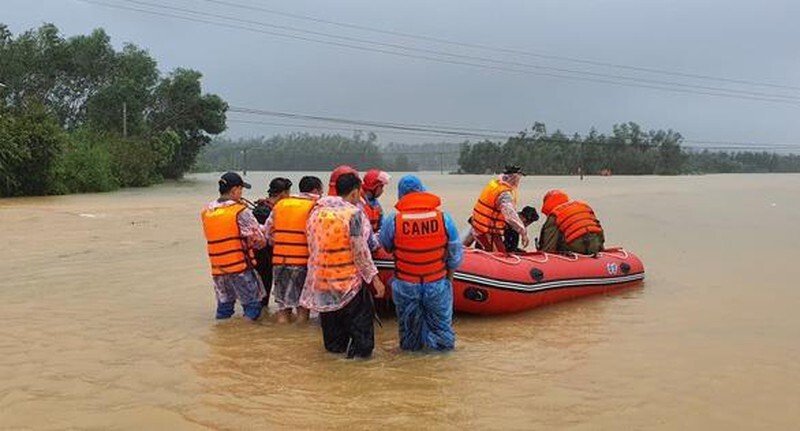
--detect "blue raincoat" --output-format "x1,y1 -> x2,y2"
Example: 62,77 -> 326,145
380,175 -> 464,351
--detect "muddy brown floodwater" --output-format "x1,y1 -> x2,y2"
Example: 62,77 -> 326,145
1,172 -> 799,430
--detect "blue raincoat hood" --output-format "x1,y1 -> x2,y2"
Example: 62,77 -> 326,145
397,175 -> 427,198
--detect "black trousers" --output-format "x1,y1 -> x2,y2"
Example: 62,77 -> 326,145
255,246 -> 273,307
320,285 -> 375,359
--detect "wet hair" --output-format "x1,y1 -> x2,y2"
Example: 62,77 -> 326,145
335,173 -> 362,197
268,177 -> 292,197
299,176 -> 323,193
519,205 -> 539,224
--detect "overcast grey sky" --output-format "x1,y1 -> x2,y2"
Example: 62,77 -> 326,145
4,0 -> 800,147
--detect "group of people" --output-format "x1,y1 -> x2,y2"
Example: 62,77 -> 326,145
200,165 -> 604,359
463,165 -> 605,255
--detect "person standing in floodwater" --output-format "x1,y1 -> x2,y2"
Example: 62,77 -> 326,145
200,172 -> 267,320
253,177 -> 292,309
264,176 -> 323,324
300,173 -> 387,359
380,175 -> 464,351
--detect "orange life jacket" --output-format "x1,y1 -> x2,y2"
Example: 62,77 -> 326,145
552,200 -> 604,244
201,202 -> 257,276
271,195 -> 316,266
361,196 -> 383,232
308,203 -> 359,292
471,179 -> 514,235
394,192 -> 448,283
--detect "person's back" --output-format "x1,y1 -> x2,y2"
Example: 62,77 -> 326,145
201,172 -> 266,320
300,172 -> 386,359
380,175 -> 464,352
268,176 -> 322,323
538,190 -> 604,255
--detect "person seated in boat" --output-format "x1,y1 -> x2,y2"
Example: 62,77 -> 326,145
201,171 -> 267,321
263,176 -> 323,324
537,189 -> 605,255
465,165 -> 529,252
379,175 -> 464,352
462,205 -> 538,252
360,169 -> 391,234
503,205 -> 539,252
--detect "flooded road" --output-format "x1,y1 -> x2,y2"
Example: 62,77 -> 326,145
1,172 -> 799,430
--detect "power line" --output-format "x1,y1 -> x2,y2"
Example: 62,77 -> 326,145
228,119 -> 488,140
198,0 -> 800,92
229,106 -> 514,138
108,0 -> 800,102
82,0 -> 800,105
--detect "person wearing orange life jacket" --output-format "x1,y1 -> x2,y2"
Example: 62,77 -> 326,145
263,176 -> 322,324
360,169 -> 391,233
380,175 -> 464,352
328,165 -> 381,252
300,173 -> 387,359
537,189 -> 605,255
467,165 -> 529,252
201,172 -> 267,321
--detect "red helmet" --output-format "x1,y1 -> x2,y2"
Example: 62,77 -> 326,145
328,165 -> 358,196
541,189 -> 569,216
362,169 -> 391,193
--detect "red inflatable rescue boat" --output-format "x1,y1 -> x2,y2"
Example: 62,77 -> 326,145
374,247 -> 645,315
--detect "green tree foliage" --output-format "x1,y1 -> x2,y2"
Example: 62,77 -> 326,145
458,121 -> 798,175
151,69 -> 227,179
202,133 -> 387,172
0,23 -> 226,196
86,43 -> 158,135
58,128 -> 118,193
0,103 -> 65,196
684,150 -> 800,173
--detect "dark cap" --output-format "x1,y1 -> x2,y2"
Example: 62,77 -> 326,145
219,171 -> 251,190
268,177 -> 292,197
503,165 -> 525,175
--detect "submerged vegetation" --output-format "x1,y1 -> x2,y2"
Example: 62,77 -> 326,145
0,23 -> 227,197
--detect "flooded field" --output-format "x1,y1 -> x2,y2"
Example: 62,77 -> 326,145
1,172 -> 799,430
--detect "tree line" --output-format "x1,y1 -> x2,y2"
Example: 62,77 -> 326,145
0,24 -> 227,197
199,133 -> 434,172
457,122 -> 800,175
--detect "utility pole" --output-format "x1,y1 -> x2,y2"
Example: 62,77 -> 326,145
242,148 -> 248,176
439,152 -> 444,175
122,102 -> 127,138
